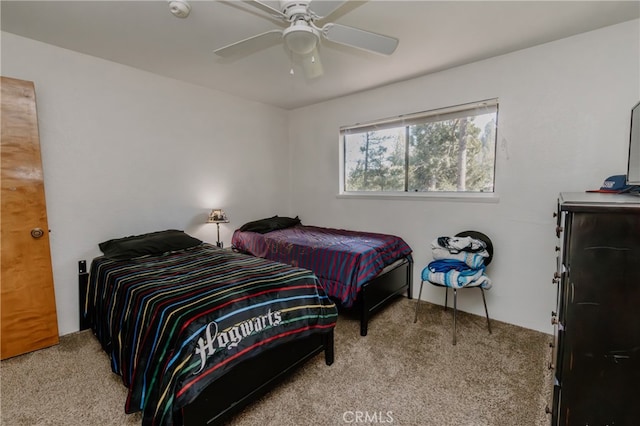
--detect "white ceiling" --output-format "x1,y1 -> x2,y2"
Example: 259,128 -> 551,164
2,1 -> 638,110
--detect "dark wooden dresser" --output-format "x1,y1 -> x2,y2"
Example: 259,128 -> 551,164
550,192 -> 640,425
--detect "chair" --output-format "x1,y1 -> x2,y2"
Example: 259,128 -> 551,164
413,231 -> 493,345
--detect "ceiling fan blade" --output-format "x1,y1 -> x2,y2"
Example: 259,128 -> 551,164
322,23 -> 398,55
308,1 -> 347,19
300,46 -> 324,79
213,29 -> 283,58
245,0 -> 287,20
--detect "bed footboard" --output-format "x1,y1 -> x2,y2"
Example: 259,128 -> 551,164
357,257 -> 413,336
180,330 -> 333,425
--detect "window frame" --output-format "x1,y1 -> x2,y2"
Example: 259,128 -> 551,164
339,99 -> 499,201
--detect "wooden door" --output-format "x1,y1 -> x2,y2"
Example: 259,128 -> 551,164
1,76 -> 59,359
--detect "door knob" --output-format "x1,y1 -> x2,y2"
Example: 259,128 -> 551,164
31,228 -> 44,238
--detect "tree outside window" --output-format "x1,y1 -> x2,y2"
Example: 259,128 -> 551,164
343,100 -> 497,193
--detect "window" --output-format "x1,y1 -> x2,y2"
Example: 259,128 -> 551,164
341,99 -> 498,194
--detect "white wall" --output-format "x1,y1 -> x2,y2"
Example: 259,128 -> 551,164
1,32 -> 291,335
288,20 -> 640,333
3,19 -> 638,337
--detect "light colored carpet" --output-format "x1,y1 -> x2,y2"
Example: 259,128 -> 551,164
1,298 -> 553,425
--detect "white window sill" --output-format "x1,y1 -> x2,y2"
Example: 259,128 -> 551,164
336,191 -> 500,203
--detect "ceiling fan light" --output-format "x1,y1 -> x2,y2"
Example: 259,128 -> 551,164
283,25 -> 318,55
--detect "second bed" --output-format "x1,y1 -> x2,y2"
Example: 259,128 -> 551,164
231,218 -> 413,336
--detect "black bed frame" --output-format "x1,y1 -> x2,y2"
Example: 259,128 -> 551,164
78,261 -> 334,426
349,256 -> 413,336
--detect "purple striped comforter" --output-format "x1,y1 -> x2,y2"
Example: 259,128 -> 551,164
231,225 -> 413,308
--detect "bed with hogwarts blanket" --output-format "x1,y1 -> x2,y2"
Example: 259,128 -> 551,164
80,230 -> 337,426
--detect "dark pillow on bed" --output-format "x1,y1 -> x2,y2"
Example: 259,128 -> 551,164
98,229 -> 202,260
238,216 -> 301,234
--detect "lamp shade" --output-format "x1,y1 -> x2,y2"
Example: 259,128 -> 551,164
283,22 -> 319,55
207,209 -> 229,223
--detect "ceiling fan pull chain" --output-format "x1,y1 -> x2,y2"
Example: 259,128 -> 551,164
289,49 -> 295,75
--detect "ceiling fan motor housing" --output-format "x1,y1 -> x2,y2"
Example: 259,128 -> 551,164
280,1 -> 311,19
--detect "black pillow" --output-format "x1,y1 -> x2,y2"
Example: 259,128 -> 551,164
238,216 -> 301,234
98,229 -> 202,260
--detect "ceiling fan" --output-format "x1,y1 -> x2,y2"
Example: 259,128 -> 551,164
199,1 -> 399,79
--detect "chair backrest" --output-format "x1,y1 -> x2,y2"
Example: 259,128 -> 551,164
455,230 -> 493,266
